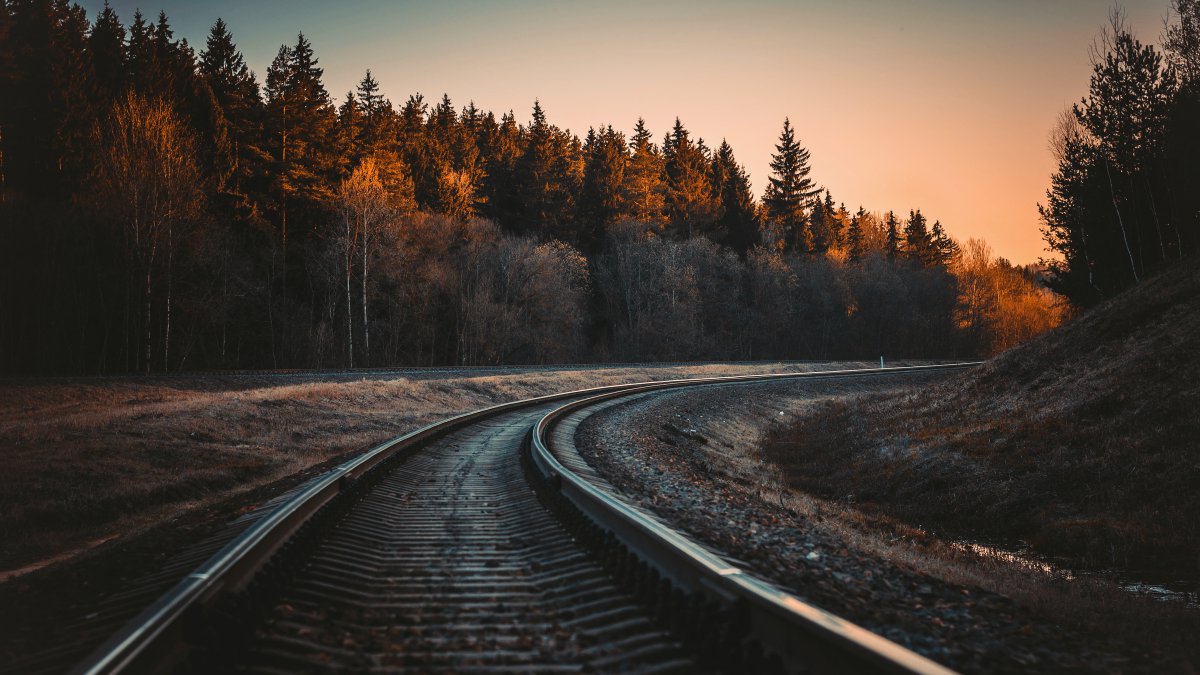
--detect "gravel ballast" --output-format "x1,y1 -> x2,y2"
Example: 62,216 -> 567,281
573,374 -> 1194,672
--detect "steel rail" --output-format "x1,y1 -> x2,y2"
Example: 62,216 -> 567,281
73,362 -> 976,674
529,363 -> 977,674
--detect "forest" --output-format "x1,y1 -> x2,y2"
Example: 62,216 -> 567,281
7,2 -> 1188,373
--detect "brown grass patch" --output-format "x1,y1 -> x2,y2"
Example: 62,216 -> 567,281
0,362 -> 856,576
761,259 -> 1200,578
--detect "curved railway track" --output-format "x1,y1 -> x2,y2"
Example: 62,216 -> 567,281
62,364 -> 973,674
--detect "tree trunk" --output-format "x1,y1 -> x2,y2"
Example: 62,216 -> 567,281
1103,157 -> 1140,283
279,104 -> 289,365
164,220 -> 173,371
143,256 -> 153,375
346,215 -> 354,368
362,220 -> 370,367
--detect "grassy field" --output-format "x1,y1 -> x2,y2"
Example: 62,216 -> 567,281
0,361 -> 852,577
761,259 -> 1200,579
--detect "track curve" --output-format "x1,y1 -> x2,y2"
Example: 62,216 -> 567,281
242,403 -> 694,672
68,364 -> 975,674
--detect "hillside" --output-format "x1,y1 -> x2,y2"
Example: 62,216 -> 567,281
764,258 -> 1200,576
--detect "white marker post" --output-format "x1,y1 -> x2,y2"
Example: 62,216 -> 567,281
880,356 -> 884,368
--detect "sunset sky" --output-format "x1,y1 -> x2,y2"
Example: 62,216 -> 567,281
82,0 -> 1176,264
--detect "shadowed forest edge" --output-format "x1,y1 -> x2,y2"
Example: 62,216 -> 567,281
1,2 -> 1197,373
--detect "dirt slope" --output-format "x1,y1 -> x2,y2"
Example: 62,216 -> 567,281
765,259 -> 1200,575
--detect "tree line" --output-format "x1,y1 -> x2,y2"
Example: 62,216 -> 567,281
1041,2 -> 1200,305
0,1 -> 1061,374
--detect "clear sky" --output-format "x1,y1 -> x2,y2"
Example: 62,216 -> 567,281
82,0 -> 1176,263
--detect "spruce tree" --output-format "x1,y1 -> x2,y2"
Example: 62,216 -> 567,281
200,18 -> 263,198
884,210 -> 902,260
88,1 -> 126,104
711,139 -> 758,254
263,34 -> 338,242
397,93 -> 438,209
662,117 -> 714,238
427,93 -> 458,168
284,33 -> 338,214
126,10 -> 153,93
337,91 -> 364,166
810,190 -> 841,253
1075,16 -> 1177,279
835,202 -> 850,251
479,110 -> 523,228
351,70 -> 402,170
930,220 -> 960,267
356,70 -> 383,115
134,11 -> 195,103
762,118 -> 819,251
847,207 -> 866,261
460,100 -> 482,133
518,100 -> 581,239
620,117 -> 666,227
904,209 -> 934,265
4,0 -> 93,197
580,125 -> 628,247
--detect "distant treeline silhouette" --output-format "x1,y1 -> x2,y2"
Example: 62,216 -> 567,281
0,2 -> 1063,373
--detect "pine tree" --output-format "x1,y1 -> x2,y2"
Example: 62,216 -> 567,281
263,34 -> 338,243
579,125 -> 628,247
1165,0 -> 1200,88
662,117 -> 714,239
884,210 -> 902,260
711,139 -> 758,254
762,118 -> 819,252
1075,14 -> 1178,277
126,10 -> 153,92
518,100 -> 581,239
88,1 -> 126,104
357,70 -> 383,115
349,70 -> 404,188
1040,121 -> 1111,304
4,0 -> 94,197
200,18 -> 263,198
810,190 -> 841,253
128,11 -> 195,103
479,110 -> 523,228
620,117 -> 666,227
398,93 -> 437,209
930,220 -> 960,267
460,100 -> 482,133
0,3 -> 12,203
337,91 -> 364,167
835,202 -> 850,251
426,94 -> 484,219
427,93 -> 458,168
904,209 -> 934,265
847,206 -> 867,261
1164,0 -> 1200,257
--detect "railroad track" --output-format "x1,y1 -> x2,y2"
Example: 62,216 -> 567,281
59,364 -> 972,674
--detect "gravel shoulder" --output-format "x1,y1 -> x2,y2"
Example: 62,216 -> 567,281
573,373 -> 1199,673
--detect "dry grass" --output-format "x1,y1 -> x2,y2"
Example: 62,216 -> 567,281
762,258 -> 1200,578
636,379 -> 1199,662
0,361 -> 848,576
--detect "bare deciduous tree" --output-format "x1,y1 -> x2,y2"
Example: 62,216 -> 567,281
92,93 -> 202,373
335,155 -> 390,367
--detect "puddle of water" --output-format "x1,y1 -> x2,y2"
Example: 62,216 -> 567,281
1077,572 -> 1200,608
952,540 -> 1062,577
951,539 -> 1200,608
